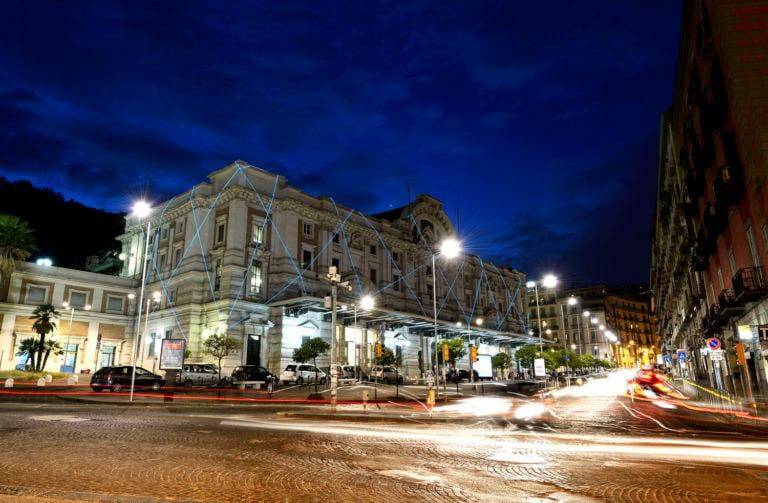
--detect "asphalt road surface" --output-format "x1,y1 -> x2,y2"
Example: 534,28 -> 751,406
0,373 -> 766,502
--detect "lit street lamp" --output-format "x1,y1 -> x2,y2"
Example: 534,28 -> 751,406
431,238 -> 461,399
60,302 -> 91,373
130,201 -> 152,402
526,274 -> 558,354
354,295 -> 374,382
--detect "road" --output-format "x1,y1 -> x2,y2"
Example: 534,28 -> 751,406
0,371 -> 766,502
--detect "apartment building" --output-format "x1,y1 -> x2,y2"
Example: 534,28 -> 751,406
652,0 -> 768,394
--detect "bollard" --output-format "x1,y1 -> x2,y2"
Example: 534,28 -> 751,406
4,378 -> 13,388
37,378 -> 46,387
45,374 -> 53,383
67,375 -> 77,385
362,389 -> 369,410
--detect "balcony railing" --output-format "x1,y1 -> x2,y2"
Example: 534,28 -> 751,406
713,163 -> 745,207
703,201 -> 728,237
733,267 -> 768,303
717,288 -> 744,317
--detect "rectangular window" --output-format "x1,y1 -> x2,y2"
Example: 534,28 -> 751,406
249,260 -> 263,295
427,284 -> 434,300
174,248 -> 182,267
370,268 -> 377,284
161,226 -> 169,240
393,252 -> 399,263
106,295 -> 123,313
303,222 -> 313,237
302,335 -> 311,346
332,233 -> 340,243
370,244 -> 376,255
426,265 -> 432,277
159,254 -> 167,269
215,258 -> 222,290
302,250 -> 312,269
745,223 -> 760,268
252,220 -> 264,244
331,257 -> 340,270
393,274 -> 401,292
165,329 -> 173,339
177,221 -> 184,234
27,285 -> 46,304
69,291 -> 87,308
147,333 -> 158,357
216,223 -> 226,243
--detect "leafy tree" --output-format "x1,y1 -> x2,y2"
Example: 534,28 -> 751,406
580,353 -> 594,369
293,337 -> 330,387
203,331 -> 243,381
374,345 -> 396,366
492,352 -> 512,379
0,214 -> 37,279
441,337 -> 467,366
514,345 -> 539,374
29,304 -> 58,371
16,337 -> 38,370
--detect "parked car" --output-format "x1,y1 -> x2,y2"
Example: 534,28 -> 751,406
340,365 -> 367,380
179,363 -> 220,387
231,365 -> 278,387
280,364 -> 327,385
369,366 -> 403,384
320,366 -> 344,379
447,368 -> 480,383
90,366 -> 164,392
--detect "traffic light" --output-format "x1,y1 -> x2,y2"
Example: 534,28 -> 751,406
470,345 -> 478,362
443,343 -> 449,361
376,343 -> 383,358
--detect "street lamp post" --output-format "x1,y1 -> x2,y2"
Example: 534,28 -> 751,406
130,201 -> 152,402
61,302 -> 91,373
140,291 -> 162,363
431,238 -> 460,400
355,295 -> 374,382
526,281 -> 543,352
327,266 -> 351,406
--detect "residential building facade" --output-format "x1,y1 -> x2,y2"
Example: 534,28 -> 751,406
652,0 -> 768,395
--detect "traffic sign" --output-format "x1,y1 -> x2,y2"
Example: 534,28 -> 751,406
664,354 -> 672,363
677,350 -> 687,362
707,338 -> 721,351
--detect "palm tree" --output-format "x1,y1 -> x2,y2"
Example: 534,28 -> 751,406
0,214 -> 38,278
16,337 -> 38,370
30,304 -> 59,371
40,339 -> 64,371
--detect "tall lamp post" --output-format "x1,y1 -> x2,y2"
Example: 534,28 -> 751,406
327,266 -> 351,406
61,302 -> 91,373
130,201 -> 152,402
526,274 -> 558,354
431,238 -> 461,399
354,295 -> 374,382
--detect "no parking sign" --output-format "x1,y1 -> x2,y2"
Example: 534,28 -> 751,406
707,338 -> 721,351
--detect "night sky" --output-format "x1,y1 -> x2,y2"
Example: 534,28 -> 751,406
0,1 -> 682,286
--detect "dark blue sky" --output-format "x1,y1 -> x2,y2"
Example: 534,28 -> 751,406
0,1 -> 682,286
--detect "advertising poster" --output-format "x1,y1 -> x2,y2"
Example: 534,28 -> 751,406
160,339 -> 185,370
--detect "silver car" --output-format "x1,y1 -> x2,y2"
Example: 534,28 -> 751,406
369,366 -> 402,384
280,364 -> 327,385
179,363 -> 220,387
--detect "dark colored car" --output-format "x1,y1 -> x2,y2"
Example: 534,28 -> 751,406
90,366 -> 164,392
230,365 -> 278,387
447,368 -> 480,383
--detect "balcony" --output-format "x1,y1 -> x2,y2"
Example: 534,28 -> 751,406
692,134 -> 715,173
696,20 -> 713,60
712,164 -> 745,207
702,201 -> 728,237
703,304 -> 722,335
699,86 -> 727,133
692,248 -> 710,272
732,267 -> 768,303
717,288 -> 744,317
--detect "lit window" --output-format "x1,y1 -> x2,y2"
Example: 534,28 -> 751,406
303,222 -> 313,237
249,261 -> 263,295
106,295 -> 123,313
215,258 -> 222,290
216,223 -> 226,243
302,250 -> 312,269
252,220 -> 264,244
69,291 -> 87,308
27,286 -> 46,304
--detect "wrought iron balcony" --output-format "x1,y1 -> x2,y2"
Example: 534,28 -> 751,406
703,201 -> 728,237
733,267 -> 768,303
713,164 -> 744,207
717,288 -> 744,317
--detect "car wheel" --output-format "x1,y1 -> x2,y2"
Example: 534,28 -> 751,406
184,379 -> 193,388
151,381 -> 161,391
112,383 -> 123,393
91,387 -> 102,392
320,377 -> 327,385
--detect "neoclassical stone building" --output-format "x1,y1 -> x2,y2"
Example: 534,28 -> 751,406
2,161 -> 536,378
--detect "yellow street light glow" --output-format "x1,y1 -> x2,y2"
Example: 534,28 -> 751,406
440,238 -> 461,259
132,201 -> 151,218
360,295 -> 375,310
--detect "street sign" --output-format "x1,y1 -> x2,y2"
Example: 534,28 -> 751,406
759,325 -> 768,342
710,349 -> 724,361
677,350 -> 687,362
534,358 -> 546,377
664,354 -> 672,363
707,338 -> 721,351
